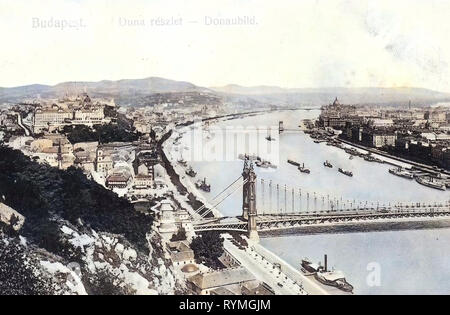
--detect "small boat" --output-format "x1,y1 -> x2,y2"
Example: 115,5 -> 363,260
256,160 -> 277,169
177,150 -> 188,166
301,258 -> 321,273
315,270 -> 354,293
303,255 -> 353,293
363,155 -> 376,162
185,166 -> 197,177
238,153 -> 259,161
255,160 -> 269,168
288,159 -> 300,167
298,163 -> 310,174
195,178 -> 211,192
349,155 -> 354,160
265,128 -> 275,141
323,160 -> 333,168
338,168 -> 353,177
388,167 -> 413,180
177,158 -> 187,167
415,176 -> 446,191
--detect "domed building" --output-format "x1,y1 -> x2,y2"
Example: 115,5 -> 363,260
181,264 -> 199,274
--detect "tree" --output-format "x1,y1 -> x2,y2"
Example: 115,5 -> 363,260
190,231 -> 224,269
86,270 -> 136,295
170,227 -> 187,242
0,144 -> 153,253
0,239 -> 53,295
62,124 -> 140,144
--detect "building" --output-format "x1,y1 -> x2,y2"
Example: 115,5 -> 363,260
241,282 -> 275,295
26,134 -> 74,169
133,121 -> 152,134
346,126 -> 396,148
105,173 -> 132,189
30,138 -> 53,152
372,132 -> 397,148
133,141 -> 159,178
157,201 -> 178,240
167,241 -> 195,267
318,98 -> 359,128
133,174 -> 153,189
72,106 -> 105,125
32,94 -> 109,133
425,110 -> 447,123
33,105 -> 72,133
370,118 -> 394,128
421,132 -> 450,142
73,141 -> 98,172
187,267 -> 257,295
95,147 -> 114,175
431,143 -> 450,169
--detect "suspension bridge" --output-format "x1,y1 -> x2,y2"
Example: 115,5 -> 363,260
192,159 -> 450,241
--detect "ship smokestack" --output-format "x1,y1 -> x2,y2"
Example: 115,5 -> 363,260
324,254 -> 328,272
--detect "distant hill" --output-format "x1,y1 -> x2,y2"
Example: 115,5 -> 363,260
211,85 -> 450,107
1,77 -> 450,107
53,77 -> 208,95
0,77 -> 210,105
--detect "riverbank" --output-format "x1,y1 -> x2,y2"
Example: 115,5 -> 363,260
260,216 -> 450,238
337,137 -> 450,177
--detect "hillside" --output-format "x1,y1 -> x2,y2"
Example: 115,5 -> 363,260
0,77 -> 210,105
211,85 -> 450,107
1,76 -> 450,107
0,144 -> 184,295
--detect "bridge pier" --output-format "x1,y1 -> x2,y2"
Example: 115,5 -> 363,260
242,159 -> 250,220
279,121 -> 284,133
245,160 -> 259,242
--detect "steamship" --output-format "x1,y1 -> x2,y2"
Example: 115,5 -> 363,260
301,255 -> 353,293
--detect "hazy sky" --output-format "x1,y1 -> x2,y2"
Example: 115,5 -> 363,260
1,0 -> 450,91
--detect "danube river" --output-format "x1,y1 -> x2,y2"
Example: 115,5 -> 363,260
178,109 -> 450,294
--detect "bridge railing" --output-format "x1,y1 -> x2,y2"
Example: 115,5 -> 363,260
255,177 -> 450,216
257,203 -> 450,218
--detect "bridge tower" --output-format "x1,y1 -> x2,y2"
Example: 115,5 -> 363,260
279,121 -> 284,133
242,158 -> 250,220
247,162 -> 259,242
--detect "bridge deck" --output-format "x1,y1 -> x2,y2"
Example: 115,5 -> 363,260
193,207 -> 450,232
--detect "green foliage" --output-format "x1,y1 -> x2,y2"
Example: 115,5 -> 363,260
0,239 -> 53,295
63,124 -> 140,144
170,227 -> 187,242
85,270 -> 136,295
190,231 -> 224,269
0,144 -> 153,253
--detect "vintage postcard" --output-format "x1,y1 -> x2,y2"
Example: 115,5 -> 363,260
0,0 -> 449,301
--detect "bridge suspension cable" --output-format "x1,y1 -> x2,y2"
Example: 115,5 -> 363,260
256,176 -> 391,215
200,178 -> 249,218
195,175 -> 243,214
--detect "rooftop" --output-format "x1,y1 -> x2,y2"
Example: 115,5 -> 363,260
188,267 -> 255,290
